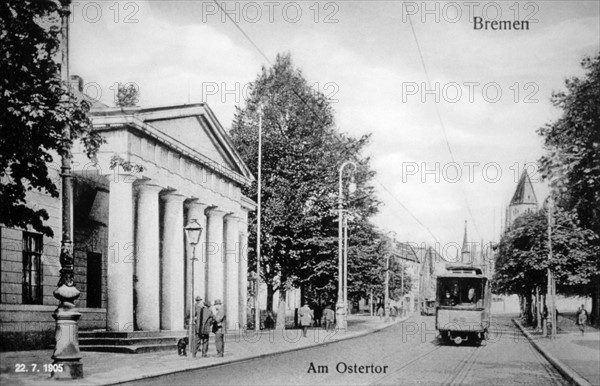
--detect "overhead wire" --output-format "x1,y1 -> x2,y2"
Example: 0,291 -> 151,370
213,0 -> 442,245
406,9 -> 483,241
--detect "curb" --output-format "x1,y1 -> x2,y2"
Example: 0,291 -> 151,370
512,318 -> 592,386
108,316 -> 409,385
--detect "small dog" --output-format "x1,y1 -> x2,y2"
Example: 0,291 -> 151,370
177,337 -> 189,357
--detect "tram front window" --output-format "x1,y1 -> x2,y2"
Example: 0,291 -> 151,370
438,279 -> 484,307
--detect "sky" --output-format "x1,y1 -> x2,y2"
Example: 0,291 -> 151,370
68,0 -> 600,257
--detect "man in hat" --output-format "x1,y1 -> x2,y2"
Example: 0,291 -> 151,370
195,297 -> 213,357
212,299 -> 226,357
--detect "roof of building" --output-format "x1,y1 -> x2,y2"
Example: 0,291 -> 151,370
510,169 -> 538,205
89,103 -> 255,186
389,241 -> 419,262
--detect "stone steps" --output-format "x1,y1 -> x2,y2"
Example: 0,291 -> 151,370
77,329 -> 247,354
80,343 -> 177,354
78,330 -> 187,354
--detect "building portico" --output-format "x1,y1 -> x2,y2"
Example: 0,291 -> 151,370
70,103 -> 255,333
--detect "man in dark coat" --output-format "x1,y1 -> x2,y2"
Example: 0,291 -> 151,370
212,299 -> 226,357
195,297 -> 213,358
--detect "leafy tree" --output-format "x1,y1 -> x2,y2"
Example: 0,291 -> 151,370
0,0 -> 103,237
537,54 -> 600,323
230,53 -> 380,327
493,208 -> 599,323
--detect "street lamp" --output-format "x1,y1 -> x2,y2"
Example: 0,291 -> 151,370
337,161 -> 357,330
52,0 -> 83,379
184,219 -> 203,357
385,231 -> 396,322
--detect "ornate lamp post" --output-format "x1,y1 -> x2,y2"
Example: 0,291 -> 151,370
184,219 -> 203,357
52,0 -> 83,379
336,161 -> 357,330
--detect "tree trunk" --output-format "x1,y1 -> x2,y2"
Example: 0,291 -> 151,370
592,277 -> 600,326
276,286 -> 287,330
266,283 -> 274,312
535,287 -> 542,331
524,294 -> 533,325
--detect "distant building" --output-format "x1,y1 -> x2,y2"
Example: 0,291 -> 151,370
414,245 -> 440,298
505,169 -> 538,229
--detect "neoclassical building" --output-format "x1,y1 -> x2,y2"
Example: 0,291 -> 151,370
0,101 -> 255,348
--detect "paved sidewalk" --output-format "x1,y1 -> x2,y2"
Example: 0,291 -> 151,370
1,314 -> 405,386
514,314 -> 600,386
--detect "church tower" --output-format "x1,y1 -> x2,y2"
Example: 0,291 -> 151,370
505,169 -> 538,229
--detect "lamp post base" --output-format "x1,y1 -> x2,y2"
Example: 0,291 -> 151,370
51,362 -> 83,380
51,303 -> 83,379
335,301 -> 347,330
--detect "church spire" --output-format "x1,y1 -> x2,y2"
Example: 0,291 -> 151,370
511,169 -> 538,205
461,220 -> 471,264
506,166 -> 539,229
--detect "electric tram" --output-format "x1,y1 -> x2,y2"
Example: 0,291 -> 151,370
435,265 -> 491,345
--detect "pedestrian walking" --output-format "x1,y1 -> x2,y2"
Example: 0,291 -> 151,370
299,303 -> 313,337
390,304 -> 397,322
212,299 -> 226,357
577,305 -> 588,336
323,305 -> 335,330
264,310 -> 275,329
314,303 -> 323,328
377,304 -> 384,320
195,298 -> 213,358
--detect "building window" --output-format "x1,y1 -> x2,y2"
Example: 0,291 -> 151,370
87,252 -> 102,308
22,232 -> 43,304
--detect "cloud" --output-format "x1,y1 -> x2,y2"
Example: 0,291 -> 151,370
70,1 -> 260,109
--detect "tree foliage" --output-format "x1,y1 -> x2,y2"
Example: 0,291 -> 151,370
538,54 -> 600,236
229,53 -> 381,317
0,0 -> 103,237
493,208 -> 599,296
537,53 -> 600,323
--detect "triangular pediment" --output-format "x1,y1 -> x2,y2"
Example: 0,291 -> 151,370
146,116 -> 233,171
90,103 -> 254,184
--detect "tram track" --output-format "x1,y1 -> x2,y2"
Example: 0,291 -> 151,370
440,344 -> 483,386
369,343 -> 443,385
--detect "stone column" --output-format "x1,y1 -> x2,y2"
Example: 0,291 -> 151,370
205,208 -> 226,305
160,192 -> 186,331
135,182 -> 162,331
185,201 -> 208,310
238,225 -> 249,330
107,176 -> 135,331
224,214 -> 240,330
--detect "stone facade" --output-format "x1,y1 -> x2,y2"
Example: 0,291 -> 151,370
0,103 -> 255,348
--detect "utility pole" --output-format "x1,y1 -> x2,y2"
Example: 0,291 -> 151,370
255,112 -> 262,332
52,0 -> 83,379
384,231 -> 396,322
343,213 -> 349,319
547,199 -> 556,339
